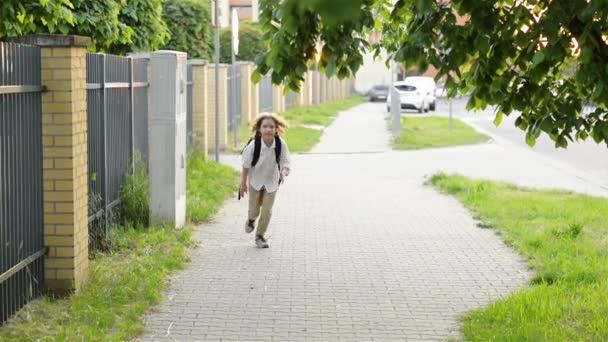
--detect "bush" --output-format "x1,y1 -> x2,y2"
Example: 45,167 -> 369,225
162,0 -> 213,59
0,0 -> 74,38
107,0 -> 170,55
0,0 -> 168,54
120,152 -> 149,228
220,21 -> 266,63
71,0 -> 133,52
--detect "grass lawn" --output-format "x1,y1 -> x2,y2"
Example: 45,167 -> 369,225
229,96 -> 366,153
429,173 -> 608,341
393,116 -> 490,150
186,152 -> 240,223
0,157 -> 239,341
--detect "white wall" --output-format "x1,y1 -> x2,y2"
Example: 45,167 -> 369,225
354,50 -> 393,94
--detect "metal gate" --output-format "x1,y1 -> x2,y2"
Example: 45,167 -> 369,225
259,74 -> 273,112
227,64 -> 242,131
285,91 -> 297,109
186,63 -> 193,149
86,53 -> 148,250
0,42 -> 45,325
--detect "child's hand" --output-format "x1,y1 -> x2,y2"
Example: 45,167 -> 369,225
239,182 -> 248,197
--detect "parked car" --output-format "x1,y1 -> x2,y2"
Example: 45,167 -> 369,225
405,76 -> 437,110
367,85 -> 389,102
386,77 -> 436,113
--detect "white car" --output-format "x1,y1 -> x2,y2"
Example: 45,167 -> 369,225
386,77 -> 436,113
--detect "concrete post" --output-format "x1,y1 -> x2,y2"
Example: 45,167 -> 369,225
149,51 -> 187,228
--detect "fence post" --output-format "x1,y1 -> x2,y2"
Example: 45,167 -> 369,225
206,64 -> 229,152
189,60 -> 209,159
149,51 -> 187,228
8,34 -> 91,292
272,84 -> 284,113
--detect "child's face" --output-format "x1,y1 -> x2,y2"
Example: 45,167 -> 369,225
260,118 -> 276,138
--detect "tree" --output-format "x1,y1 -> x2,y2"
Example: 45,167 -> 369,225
162,0 -> 213,59
220,21 -> 267,63
256,0 -> 608,147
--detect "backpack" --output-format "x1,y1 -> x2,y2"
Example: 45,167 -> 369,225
244,135 -> 282,171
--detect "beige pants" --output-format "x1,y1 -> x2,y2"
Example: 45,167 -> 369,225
248,185 -> 277,237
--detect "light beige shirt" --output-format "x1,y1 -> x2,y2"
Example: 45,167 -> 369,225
242,137 -> 291,193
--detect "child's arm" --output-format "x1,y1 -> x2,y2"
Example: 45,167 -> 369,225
279,140 -> 291,178
240,142 -> 254,195
240,168 -> 249,195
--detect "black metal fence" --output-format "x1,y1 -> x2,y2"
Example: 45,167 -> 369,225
227,64 -> 242,131
285,91 -> 297,109
259,74 -> 273,113
86,53 -> 148,250
186,63 -> 193,149
0,42 -> 45,325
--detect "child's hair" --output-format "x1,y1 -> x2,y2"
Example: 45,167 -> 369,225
250,112 -> 289,137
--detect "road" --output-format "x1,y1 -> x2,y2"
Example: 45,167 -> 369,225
431,97 -> 608,188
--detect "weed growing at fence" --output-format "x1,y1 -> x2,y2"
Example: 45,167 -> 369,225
120,152 -> 150,228
429,174 -> 608,340
186,151 -> 239,223
88,193 -> 120,252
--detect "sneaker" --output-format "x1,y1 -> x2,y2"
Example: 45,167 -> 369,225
245,219 -> 255,234
255,235 -> 269,248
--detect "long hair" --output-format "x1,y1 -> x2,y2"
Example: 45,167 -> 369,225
250,112 -> 289,137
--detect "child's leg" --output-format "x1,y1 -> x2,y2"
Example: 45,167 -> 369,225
256,190 -> 277,237
248,185 -> 263,221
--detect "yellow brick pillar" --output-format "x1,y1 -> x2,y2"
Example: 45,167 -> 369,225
306,71 -> 313,105
240,63 -> 254,123
272,84 -> 284,113
206,65 -> 229,152
9,34 -> 90,292
189,60 -> 209,159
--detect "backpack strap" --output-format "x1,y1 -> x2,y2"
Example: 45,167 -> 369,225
274,136 -> 282,172
252,136 -> 262,167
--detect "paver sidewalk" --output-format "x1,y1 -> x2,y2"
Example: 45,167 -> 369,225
140,103 -> 534,341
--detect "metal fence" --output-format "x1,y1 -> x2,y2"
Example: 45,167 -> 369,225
0,42 -> 45,325
259,74 -> 273,112
285,91 -> 297,109
186,63 -> 193,149
227,64 -> 242,131
86,53 -> 148,250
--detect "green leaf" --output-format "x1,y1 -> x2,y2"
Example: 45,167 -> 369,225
532,51 -> 545,66
493,109 -> 504,127
555,135 -> 568,148
525,131 -> 537,147
251,69 -> 262,83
